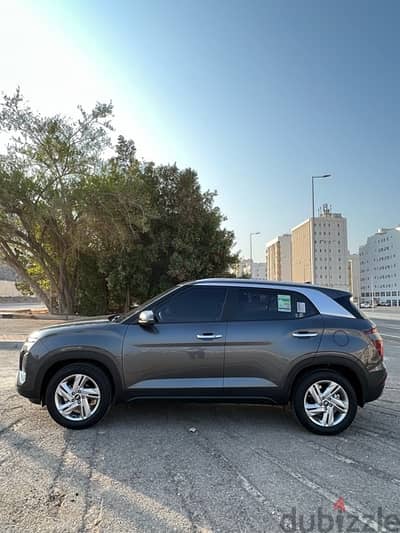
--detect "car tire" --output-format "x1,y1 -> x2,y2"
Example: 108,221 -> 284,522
292,370 -> 357,435
45,363 -> 112,429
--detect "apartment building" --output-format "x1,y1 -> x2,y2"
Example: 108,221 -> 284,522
359,227 -> 400,306
265,234 -> 292,281
291,205 -> 349,290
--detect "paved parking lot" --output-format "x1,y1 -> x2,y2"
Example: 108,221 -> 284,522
0,317 -> 399,532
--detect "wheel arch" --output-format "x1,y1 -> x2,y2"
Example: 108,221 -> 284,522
286,354 -> 368,406
38,350 -> 124,405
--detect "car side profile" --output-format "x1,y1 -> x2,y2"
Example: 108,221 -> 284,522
17,278 -> 387,435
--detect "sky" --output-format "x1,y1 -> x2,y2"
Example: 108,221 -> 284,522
1,0 -> 399,261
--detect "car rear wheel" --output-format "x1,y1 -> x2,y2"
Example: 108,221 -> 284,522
292,370 -> 357,435
45,363 -> 112,429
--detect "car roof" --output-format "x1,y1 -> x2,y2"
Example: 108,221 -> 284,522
188,278 -> 351,299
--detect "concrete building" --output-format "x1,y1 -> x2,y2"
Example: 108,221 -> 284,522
291,205 -> 349,290
347,254 -> 360,303
291,219 -> 313,284
266,234 -> 292,281
0,262 -> 16,281
359,227 -> 400,306
233,259 -> 266,279
251,262 -> 267,280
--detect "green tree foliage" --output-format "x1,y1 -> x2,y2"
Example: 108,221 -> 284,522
0,91 -> 238,314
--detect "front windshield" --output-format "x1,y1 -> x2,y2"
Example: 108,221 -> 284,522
118,285 -> 181,322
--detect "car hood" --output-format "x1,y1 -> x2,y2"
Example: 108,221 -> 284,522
27,318 -> 113,341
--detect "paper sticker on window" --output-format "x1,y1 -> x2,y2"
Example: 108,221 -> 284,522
277,294 -> 291,312
297,301 -> 306,314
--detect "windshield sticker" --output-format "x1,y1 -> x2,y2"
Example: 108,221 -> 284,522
277,294 -> 291,312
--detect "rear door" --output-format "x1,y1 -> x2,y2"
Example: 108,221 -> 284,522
223,286 -> 324,397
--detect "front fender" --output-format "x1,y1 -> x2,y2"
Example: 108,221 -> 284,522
34,346 -> 125,402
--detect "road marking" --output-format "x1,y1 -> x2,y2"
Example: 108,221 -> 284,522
255,448 -> 387,533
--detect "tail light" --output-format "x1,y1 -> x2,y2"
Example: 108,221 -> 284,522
364,326 -> 384,359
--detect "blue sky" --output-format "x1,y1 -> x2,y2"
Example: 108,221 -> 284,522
2,0 -> 399,261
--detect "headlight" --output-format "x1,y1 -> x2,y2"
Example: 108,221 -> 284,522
27,331 -> 40,343
20,331 -> 40,373
21,331 -> 40,354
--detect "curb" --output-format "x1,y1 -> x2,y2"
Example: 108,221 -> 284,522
0,341 -> 23,350
0,313 -> 92,321
0,312 -> 56,320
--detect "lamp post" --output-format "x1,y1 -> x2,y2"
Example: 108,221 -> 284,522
249,232 -> 261,278
371,277 -> 374,308
311,174 -> 331,283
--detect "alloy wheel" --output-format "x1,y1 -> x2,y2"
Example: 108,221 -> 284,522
303,380 -> 349,427
54,374 -> 101,421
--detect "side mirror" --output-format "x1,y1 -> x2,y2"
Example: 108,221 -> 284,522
138,310 -> 155,325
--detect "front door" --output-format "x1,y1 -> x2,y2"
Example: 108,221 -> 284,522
223,286 -> 324,397
123,285 -> 228,397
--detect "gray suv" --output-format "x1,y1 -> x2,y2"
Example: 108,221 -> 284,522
17,279 -> 386,435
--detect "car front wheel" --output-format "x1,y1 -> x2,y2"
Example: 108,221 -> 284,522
45,363 -> 112,429
292,370 -> 357,435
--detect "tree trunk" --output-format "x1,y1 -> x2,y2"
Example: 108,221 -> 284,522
124,285 -> 130,312
58,258 -> 75,314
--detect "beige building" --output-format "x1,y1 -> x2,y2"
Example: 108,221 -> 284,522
266,234 -> 292,281
347,254 -> 360,303
291,220 -> 313,283
291,205 -> 348,290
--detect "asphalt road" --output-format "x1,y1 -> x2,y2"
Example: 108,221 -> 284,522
0,317 -> 399,532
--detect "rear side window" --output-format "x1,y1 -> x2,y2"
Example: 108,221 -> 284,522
335,295 -> 366,319
226,287 -> 318,321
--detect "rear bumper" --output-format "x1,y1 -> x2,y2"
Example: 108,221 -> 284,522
364,364 -> 387,403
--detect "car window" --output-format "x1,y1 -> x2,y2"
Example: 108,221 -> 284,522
154,286 -> 227,323
334,295 -> 366,319
226,287 -> 318,321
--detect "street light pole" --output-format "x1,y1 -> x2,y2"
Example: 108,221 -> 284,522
311,174 -> 331,284
249,232 -> 261,278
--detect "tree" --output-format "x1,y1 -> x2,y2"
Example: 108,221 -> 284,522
103,161 -> 238,304
0,89 -> 113,313
0,91 -> 238,314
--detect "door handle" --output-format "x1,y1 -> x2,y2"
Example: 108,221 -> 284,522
196,334 -> 223,340
292,331 -> 318,338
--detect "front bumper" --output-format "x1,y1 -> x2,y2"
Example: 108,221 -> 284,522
17,372 -> 41,404
16,347 -> 42,404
